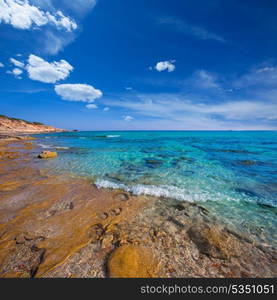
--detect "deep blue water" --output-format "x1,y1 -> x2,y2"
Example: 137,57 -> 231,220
33,131 -> 277,246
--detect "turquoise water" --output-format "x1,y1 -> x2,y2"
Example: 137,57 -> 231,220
33,131 -> 277,246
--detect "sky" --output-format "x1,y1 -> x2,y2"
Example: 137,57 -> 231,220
0,0 -> 277,130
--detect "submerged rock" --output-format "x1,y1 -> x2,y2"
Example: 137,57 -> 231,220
237,160 -> 256,166
257,202 -> 275,209
113,193 -> 129,202
144,159 -> 163,168
38,151 -> 57,159
179,156 -> 195,163
235,188 -> 259,198
187,225 -> 241,260
219,149 -> 255,154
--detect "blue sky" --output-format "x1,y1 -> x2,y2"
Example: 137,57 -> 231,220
0,0 -> 277,130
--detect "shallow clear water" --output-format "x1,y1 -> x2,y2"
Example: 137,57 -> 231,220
33,131 -> 277,246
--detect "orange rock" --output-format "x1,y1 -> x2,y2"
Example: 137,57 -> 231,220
0,181 -> 23,191
38,151 -> 57,159
107,245 -> 160,278
3,271 -> 30,278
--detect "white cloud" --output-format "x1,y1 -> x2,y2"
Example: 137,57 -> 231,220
123,115 -> 134,122
46,10 -> 77,32
195,70 -> 219,89
184,70 -> 221,90
32,0 -> 97,16
125,86 -> 133,90
103,107 -> 110,111
7,67 -> 23,78
41,29 -> 75,55
159,17 -> 226,43
256,67 -> 275,73
86,103 -> 98,109
0,62 -> 4,67
233,65 -> 277,88
0,0 -> 77,31
155,60 -> 176,72
61,0 -> 97,16
55,84 -> 103,102
10,57 -> 25,68
100,63 -> 277,130
26,54 -> 73,83
12,67 -> 23,75
0,1 -> 98,55
102,92 -> 277,130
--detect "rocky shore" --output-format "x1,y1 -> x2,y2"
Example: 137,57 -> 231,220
0,115 -> 64,134
0,139 -> 276,278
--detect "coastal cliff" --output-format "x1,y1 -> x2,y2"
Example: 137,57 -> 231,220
0,115 -> 64,134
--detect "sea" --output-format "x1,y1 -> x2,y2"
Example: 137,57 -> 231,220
33,130 -> 277,247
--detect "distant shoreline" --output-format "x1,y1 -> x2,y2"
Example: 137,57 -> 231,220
35,129 -> 277,132
0,115 -> 65,135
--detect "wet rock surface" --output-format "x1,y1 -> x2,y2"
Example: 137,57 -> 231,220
187,225 -> 242,259
0,140 -> 276,278
38,151 -> 58,159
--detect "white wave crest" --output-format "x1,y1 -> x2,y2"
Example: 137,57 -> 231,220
55,146 -> 69,150
106,135 -> 120,138
95,180 -> 128,190
37,143 -> 69,150
37,143 -> 52,149
94,179 -> 199,202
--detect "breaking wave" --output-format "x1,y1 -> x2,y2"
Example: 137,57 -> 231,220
37,143 -> 69,150
95,179 -> 199,202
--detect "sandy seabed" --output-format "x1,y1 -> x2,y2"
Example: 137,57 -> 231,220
0,139 -> 276,278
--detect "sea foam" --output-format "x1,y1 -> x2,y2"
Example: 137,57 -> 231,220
106,135 -> 120,138
95,179 -> 197,202
37,143 -> 69,150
